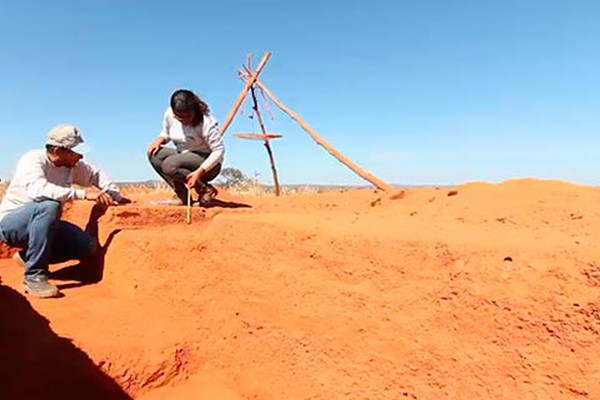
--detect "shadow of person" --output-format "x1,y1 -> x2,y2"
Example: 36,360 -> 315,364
201,199 -> 252,209
51,204 -> 122,289
0,283 -> 133,399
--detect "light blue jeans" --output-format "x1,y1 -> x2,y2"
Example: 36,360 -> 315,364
0,200 -> 97,279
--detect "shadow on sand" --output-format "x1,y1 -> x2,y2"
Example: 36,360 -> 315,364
0,277 -> 133,399
202,198 -> 252,209
50,204 -> 121,290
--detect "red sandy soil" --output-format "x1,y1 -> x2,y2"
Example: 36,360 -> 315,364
1,179 -> 600,399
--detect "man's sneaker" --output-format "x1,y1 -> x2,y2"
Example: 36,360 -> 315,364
13,252 -> 27,269
23,276 -> 60,298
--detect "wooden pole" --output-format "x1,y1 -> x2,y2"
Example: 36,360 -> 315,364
249,83 -> 281,196
186,188 -> 192,224
220,52 -> 271,136
240,70 -> 396,193
234,133 -> 282,140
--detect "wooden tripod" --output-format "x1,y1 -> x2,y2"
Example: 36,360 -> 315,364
221,51 -> 398,195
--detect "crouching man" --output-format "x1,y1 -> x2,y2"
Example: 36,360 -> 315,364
0,125 -> 131,298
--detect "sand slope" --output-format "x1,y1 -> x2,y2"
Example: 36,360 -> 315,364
1,179 -> 599,399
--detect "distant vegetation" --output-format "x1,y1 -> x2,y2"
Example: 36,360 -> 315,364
0,169 -> 358,201
118,167 -> 361,196
215,168 -> 341,195
216,167 -> 252,188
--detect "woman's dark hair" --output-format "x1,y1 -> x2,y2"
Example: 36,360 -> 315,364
170,89 -> 210,117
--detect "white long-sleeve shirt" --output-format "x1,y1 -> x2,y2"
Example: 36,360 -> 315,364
158,107 -> 224,171
0,150 -> 122,222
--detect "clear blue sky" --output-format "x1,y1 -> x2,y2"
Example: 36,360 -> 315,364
0,0 -> 599,186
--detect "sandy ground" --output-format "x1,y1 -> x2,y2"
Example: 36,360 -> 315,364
1,179 -> 600,399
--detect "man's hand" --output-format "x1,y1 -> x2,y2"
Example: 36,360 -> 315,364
185,168 -> 205,189
85,189 -> 118,207
147,138 -> 165,157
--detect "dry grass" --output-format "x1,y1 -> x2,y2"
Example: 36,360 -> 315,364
0,181 -> 342,202
119,180 -> 329,198
223,180 -> 325,196
119,181 -> 172,197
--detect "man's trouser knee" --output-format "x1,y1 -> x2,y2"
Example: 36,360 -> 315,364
0,200 -> 62,278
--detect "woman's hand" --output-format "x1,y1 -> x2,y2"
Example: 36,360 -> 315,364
147,137 -> 166,157
185,168 -> 206,189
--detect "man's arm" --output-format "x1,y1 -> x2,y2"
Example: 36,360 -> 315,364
22,153 -> 85,202
72,162 -> 129,204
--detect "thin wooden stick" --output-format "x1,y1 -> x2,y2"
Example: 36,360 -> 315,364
235,133 -> 282,140
186,188 -> 191,224
239,70 -> 396,193
220,52 -> 271,136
